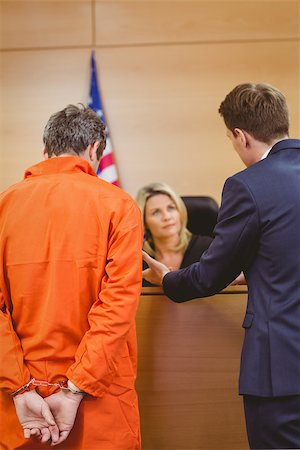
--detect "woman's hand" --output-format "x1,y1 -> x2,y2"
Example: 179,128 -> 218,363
231,272 -> 247,285
142,251 -> 170,286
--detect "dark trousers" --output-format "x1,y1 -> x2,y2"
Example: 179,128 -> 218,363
243,395 -> 300,449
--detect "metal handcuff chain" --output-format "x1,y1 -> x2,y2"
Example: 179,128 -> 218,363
10,378 -> 85,396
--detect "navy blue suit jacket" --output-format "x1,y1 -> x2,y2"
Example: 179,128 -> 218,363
163,139 -> 300,397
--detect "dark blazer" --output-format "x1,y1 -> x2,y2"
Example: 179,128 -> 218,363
163,139 -> 300,397
143,234 -> 212,287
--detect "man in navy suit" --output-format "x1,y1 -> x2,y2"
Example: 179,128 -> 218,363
143,83 -> 300,449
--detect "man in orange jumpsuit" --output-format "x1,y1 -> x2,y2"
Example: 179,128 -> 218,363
0,105 -> 143,449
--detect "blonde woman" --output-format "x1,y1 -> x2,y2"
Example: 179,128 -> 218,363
136,182 -> 213,285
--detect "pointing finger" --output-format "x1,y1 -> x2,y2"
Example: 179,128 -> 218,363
142,251 -> 152,265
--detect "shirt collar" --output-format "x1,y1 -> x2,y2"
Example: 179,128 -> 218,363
260,148 -> 272,160
261,138 -> 290,160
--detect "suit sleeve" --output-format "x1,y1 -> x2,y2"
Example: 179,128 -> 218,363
0,286 -> 31,394
163,176 -> 260,302
66,201 -> 143,397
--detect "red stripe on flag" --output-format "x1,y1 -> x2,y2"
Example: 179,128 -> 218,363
99,153 -> 114,171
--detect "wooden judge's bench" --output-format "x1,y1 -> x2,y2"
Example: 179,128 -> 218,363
136,286 -> 249,450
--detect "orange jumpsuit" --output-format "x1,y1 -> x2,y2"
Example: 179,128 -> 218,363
0,157 -> 143,449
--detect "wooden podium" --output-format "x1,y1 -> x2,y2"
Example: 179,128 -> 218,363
136,286 -> 249,449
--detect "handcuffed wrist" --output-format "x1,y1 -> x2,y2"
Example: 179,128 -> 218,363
10,378 -> 86,397
67,380 -> 86,395
10,379 -> 36,397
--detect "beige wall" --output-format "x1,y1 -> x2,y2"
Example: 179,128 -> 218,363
1,1 -> 299,203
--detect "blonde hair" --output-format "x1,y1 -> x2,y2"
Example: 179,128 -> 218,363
136,182 -> 191,257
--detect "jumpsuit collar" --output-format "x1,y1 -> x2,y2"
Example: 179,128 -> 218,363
24,156 -> 97,179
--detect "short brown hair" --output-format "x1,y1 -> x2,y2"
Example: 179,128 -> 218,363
43,104 -> 106,159
219,83 -> 289,144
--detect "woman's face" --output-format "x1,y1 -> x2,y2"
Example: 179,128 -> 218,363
144,194 -> 181,240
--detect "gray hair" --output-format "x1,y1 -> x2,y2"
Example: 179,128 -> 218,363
43,104 -> 106,158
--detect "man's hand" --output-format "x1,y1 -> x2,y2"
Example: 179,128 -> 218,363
13,389 -> 59,444
45,389 -> 84,446
231,272 -> 247,285
142,251 -> 170,286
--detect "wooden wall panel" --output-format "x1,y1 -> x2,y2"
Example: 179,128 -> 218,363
94,40 -> 298,200
102,0 -> 282,2
1,0 -> 87,2
1,1 -> 92,49
95,1 -> 299,46
1,39 -> 298,199
1,49 -> 91,188
0,1 -> 299,204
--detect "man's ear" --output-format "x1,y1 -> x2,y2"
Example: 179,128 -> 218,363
43,148 -> 49,159
89,141 -> 101,161
234,128 -> 248,146
243,130 -> 256,149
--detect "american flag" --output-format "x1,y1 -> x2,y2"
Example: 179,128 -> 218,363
88,50 -> 119,186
